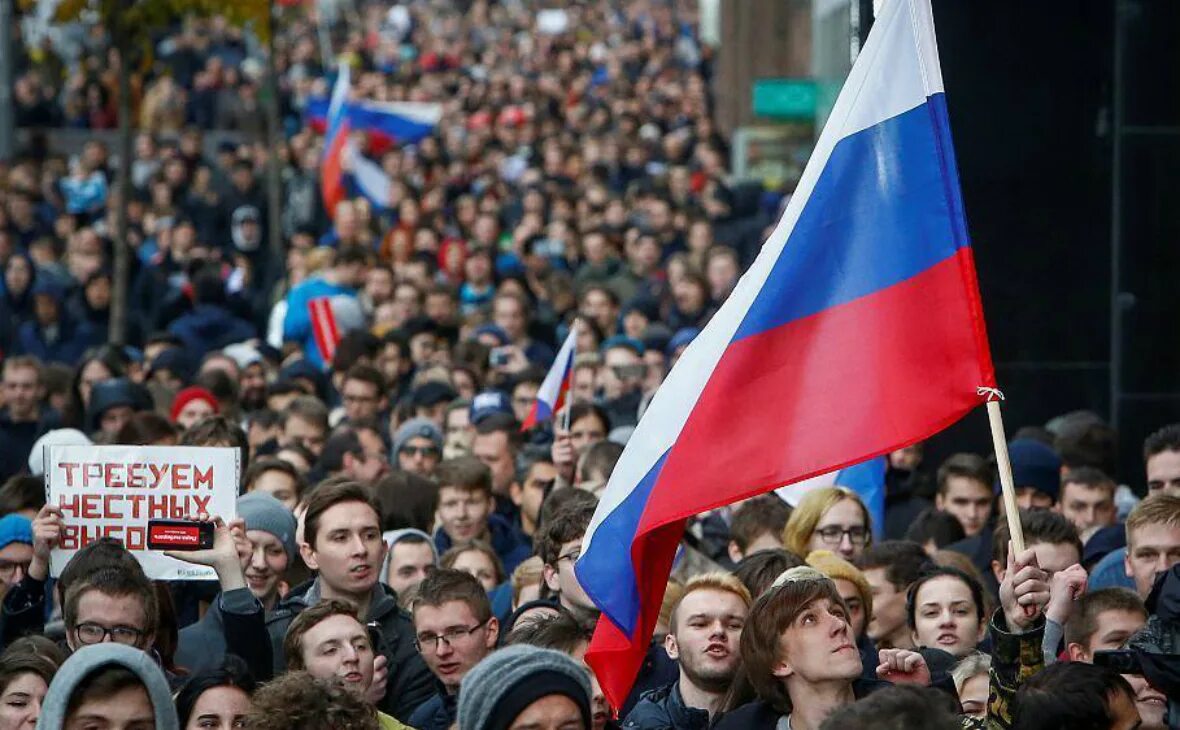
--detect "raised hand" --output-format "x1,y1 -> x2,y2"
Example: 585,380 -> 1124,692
1045,563 -> 1088,625
366,654 -> 389,705
877,648 -> 932,686
999,542 -> 1051,631
29,505 -> 65,581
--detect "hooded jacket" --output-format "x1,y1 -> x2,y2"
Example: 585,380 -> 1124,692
381,528 -> 440,580
36,643 -> 179,729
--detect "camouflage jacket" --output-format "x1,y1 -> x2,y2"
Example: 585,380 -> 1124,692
961,611 -> 1045,730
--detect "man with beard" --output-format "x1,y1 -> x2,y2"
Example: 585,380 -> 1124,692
623,573 -> 751,729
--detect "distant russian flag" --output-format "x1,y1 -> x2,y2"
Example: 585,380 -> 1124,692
522,328 -> 577,431
320,66 -> 351,219
307,96 -> 442,154
575,0 -> 996,710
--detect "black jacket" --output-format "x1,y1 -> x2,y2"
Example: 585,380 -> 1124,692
622,681 -> 710,730
229,578 -> 434,722
712,678 -> 892,730
407,682 -> 458,730
0,406 -> 59,482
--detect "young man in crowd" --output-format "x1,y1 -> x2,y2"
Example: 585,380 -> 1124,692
1056,466 -> 1118,540
393,417 -> 444,477
932,453 -> 994,538
624,573 -> 752,729
1123,494 -> 1180,598
471,412 -> 524,519
1144,423 -> 1180,497
991,510 -> 1084,584
340,364 -> 389,426
64,566 -> 158,655
1063,589 -> 1167,730
319,428 -> 390,485
538,500 -> 601,624
0,356 -> 58,482
854,541 -> 932,651
1064,588 -> 1147,662
407,569 -> 500,730
433,456 -> 530,573
509,452 -> 558,545
217,481 -> 433,721
280,396 -> 330,458
283,599 -> 412,729
727,495 -> 792,564
383,529 -> 439,598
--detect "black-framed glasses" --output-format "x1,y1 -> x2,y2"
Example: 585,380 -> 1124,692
415,620 -> 489,653
74,622 -> 145,646
814,526 -> 869,546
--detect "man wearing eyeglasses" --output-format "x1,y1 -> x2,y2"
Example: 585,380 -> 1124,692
0,514 -> 33,603
408,569 -> 500,730
63,564 -> 157,655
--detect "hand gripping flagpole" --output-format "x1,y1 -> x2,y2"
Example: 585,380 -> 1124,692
978,387 -> 1025,555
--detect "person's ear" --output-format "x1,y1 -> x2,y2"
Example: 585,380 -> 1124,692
1124,550 -> 1133,578
664,632 -> 680,660
509,482 -> 524,507
300,541 -> 319,572
65,628 -> 77,652
934,494 -> 945,511
976,620 -> 986,643
771,658 -> 793,680
727,541 -> 744,565
485,617 -> 500,648
543,563 -> 561,593
991,559 -> 1005,585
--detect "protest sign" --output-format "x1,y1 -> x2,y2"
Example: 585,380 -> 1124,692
45,444 -> 240,580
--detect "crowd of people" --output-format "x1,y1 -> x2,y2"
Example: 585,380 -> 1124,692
0,0 -> 1176,728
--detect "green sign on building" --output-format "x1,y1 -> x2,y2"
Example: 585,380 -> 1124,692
752,78 -> 818,120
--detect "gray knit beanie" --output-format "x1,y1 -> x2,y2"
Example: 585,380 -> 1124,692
392,417 -> 444,456
237,492 -> 298,561
458,645 -> 592,730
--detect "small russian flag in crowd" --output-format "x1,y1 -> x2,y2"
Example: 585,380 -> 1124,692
521,328 -> 578,431
306,95 -> 442,152
574,0 -> 997,710
320,66 -> 352,219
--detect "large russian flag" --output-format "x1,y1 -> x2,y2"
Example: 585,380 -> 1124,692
320,66 -> 351,219
521,328 -> 577,431
574,0 -> 996,709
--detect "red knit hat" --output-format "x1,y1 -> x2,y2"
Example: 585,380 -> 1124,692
170,386 -> 220,423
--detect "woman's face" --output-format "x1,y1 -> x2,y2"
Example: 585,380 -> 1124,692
0,672 -> 47,729
5,258 -> 31,295
78,360 -> 114,408
185,685 -> 251,730
807,498 -> 869,560
176,398 -> 216,431
452,549 -> 498,592
911,575 -> 984,659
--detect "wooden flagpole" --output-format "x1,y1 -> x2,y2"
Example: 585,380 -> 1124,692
981,389 -> 1025,554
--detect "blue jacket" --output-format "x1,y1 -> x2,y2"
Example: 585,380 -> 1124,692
282,276 -> 356,369
15,318 -> 94,365
434,513 -> 532,574
167,304 -> 257,362
622,681 -> 710,730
